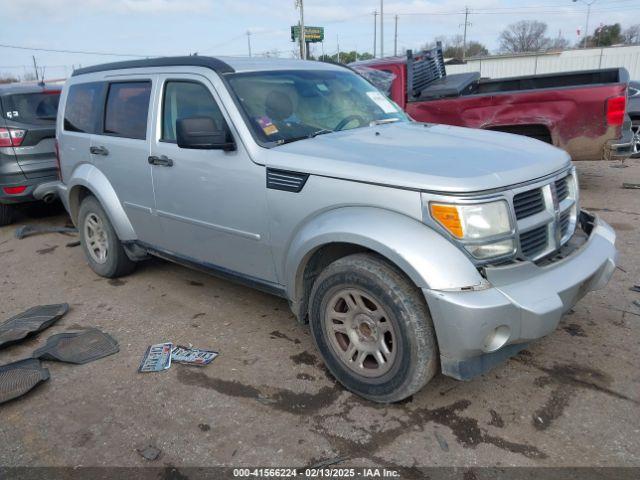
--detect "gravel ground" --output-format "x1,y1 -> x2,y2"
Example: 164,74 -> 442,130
0,159 -> 638,476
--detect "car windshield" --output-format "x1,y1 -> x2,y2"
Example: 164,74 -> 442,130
2,91 -> 60,124
226,69 -> 407,146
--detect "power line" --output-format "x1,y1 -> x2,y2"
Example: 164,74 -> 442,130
0,43 -> 153,57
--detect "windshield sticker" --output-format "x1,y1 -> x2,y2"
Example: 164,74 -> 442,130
317,83 -> 329,92
366,91 -> 398,114
257,116 -> 279,136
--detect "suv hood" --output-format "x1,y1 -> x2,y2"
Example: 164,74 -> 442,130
264,122 -> 571,193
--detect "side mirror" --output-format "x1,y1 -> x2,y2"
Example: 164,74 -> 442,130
176,116 -> 236,151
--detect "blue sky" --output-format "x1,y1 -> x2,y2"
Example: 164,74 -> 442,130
1,0 -> 639,80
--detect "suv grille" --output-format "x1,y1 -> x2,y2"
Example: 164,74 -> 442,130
513,188 -> 545,219
512,173 -> 576,261
520,225 -> 548,258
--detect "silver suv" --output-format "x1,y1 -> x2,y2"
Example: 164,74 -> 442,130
38,56 -> 617,402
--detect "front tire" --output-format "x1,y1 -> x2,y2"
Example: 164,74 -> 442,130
308,253 -> 438,403
78,196 -> 136,278
0,204 -> 14,226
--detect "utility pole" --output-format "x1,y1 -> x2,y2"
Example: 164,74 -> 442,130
573,0 -> 596,49
32,56 -> 39,82
296,0 -> 306,59
461,6 -> 471,62
373,10 -> 377,58
394,15 -> 398,56
380,0 -> 384,58
246,31 -> 252,57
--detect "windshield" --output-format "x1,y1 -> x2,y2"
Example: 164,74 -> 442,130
226,69 -> 407,146
2,91 -> 60,124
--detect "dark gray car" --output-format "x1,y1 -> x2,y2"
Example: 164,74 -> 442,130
628,81 -> 640,158
0,83 -> 61,225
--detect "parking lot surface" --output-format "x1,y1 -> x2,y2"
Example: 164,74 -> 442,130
0,160 -> 638,472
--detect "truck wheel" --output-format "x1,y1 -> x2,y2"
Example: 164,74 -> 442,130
0,204 -> 14,226
78,196 -> 136,278
308,253 -> 438,403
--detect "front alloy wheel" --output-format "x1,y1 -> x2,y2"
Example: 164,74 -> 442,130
324,288 -> 398,378
631,121 -> 640,158
84,212 -> 109,264
309,253 -> 439,403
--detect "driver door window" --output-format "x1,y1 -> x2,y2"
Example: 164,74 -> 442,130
162,81 -> 225,143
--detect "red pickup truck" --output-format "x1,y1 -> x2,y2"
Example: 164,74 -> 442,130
353,47 -> 634,161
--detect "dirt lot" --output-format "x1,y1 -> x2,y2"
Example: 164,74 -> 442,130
0,160 -> 639,475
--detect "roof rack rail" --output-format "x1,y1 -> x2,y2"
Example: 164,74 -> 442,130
72,56 -> 235,77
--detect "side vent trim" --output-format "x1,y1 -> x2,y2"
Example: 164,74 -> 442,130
266,168 -> 309,193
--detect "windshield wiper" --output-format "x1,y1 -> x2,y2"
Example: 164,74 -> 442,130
369,118 -> 400,126
275,129 -> 335,146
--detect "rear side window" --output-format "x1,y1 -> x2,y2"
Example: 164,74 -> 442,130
3,92 -> 60,125
64,83 -> 102,133
104,82 -> 151,140
162,81 -> 225,142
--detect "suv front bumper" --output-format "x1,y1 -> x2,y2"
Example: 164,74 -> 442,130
424,210 -> 617,380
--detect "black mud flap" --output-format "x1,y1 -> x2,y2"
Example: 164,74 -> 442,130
0,358 -> 50,405
32,329 -> 119,364
0,304 -> 69,350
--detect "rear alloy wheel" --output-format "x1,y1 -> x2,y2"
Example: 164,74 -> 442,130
309,253 -> 439,403
632,121 -> 640,159
78,196 -> 136,278
0,204 -> 15,227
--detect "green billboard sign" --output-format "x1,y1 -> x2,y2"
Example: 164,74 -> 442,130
291,26 -> 324,43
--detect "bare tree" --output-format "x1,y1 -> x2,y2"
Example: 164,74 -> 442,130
499,20 -> 550,53
0,73 -> 19,84
623,24 -> 640,45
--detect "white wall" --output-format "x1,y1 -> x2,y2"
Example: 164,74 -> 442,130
446,45 -> 640,80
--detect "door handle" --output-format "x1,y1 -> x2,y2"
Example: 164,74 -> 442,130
148,155 -> 174,167
90,146 -> 109,156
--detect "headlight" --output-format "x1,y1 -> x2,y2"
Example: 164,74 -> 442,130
430,200 -> 515,259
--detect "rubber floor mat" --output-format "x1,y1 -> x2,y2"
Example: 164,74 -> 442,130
0,358 -> 50,404
0,304 -> 69,350
33,329 -> 119,364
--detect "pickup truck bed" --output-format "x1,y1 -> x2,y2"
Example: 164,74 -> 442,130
354,50 -> 634,161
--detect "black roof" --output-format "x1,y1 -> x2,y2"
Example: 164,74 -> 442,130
72,56 -> 235,77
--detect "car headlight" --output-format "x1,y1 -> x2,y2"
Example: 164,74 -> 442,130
430,200 -> 515,260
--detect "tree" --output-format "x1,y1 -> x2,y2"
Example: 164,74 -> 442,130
548,36 -> 570,51
318,51 -> 374,64
0,74 -> 19,84
579,23 -> 623,48
423,35 -> 488,60
623,24 -> 640,45
499,20 -> 549,53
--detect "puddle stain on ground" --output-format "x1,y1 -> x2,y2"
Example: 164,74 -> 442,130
188,280 -> 204,287
562,323 -> 587,337
270,330 -> 301,344
108,279 -> 126,286
296,373 -> 316,381
36,245 -> 58,255
176,368 -> 340,415
290,351 -> 318,366
518,356 -> 640,431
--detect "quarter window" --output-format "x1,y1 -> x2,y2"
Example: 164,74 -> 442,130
103,82 -> 151,140
162,81 -> 225,142
64,83 -> 102,133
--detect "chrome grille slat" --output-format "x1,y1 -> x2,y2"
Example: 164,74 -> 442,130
513,188 -> 545,219
520,225 -> 548,257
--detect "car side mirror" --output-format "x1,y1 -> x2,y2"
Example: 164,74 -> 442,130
176,116 -> 236,151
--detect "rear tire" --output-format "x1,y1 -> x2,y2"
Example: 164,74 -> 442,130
0,204 -> 14,226
308,253 -> 439,403
78,196 -> 136,278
